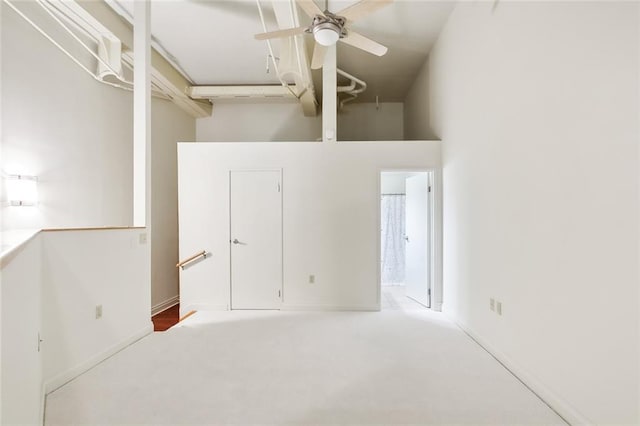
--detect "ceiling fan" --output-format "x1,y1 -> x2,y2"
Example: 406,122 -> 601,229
254,0 -> 393,70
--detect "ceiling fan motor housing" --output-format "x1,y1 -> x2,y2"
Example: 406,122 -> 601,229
310,13 -> 347,46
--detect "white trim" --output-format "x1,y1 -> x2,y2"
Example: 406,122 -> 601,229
450,315 -> 590,425
44,324 -> 153,394
40,383 -> 46,426
281,305 -> 379,312
151,295 -> 179,316
431,168 -> 443,312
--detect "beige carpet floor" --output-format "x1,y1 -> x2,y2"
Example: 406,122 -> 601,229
45,302 -> 565,425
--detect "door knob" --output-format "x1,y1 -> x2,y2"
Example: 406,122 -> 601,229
404,236 -> 410,242
232,239 -> 240,244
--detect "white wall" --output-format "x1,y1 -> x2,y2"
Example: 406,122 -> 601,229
420,2 -> 639,424
381,174 -> 406,194
338,103 -> 404,141
0,228 -> 152,422
1,234 -> 42,425
150,100 -> 195,313
1,3 -> 194,316
178,142 -> 440,314
380,172 -> 423,195
41,229 -> 151,390
196,102 -> 404,142
1,3 -> 133,230
404,59 -> 434,140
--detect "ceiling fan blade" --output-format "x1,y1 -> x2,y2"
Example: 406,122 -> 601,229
311,43 -> 327,69
340,30 -> 388,56
254,26 -> 308,40
296,0 -> 325,18
336,0 -> 394,22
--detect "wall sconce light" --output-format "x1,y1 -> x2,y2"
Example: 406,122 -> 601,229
6,174 -> 38,206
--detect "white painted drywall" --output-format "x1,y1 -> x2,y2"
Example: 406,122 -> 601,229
404,59 -> 434,140
195,102 -> 404,142
380,172 -> 423,195
381,174 -> 406,194
1,4 -> 194,316
41,229 -> 152,390
178,141 -> 440,314
337,103 -> 404,141
150,100 -> 195,313
1,234 -> 42,425
196,102 -> 319,142
0,228 -> 152,420
1,4 -> 133,230
422,2 -> 639,423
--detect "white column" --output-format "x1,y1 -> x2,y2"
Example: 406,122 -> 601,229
322,44 -> 337,142
133,0 -> 150,226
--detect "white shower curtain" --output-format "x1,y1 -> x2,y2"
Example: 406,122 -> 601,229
381,194 -> 406,285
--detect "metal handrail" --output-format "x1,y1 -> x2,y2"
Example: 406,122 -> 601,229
176,250 -> 207,269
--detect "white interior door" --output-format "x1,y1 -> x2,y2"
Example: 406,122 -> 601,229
230,170 -> 282,309
405,174 -> 430,307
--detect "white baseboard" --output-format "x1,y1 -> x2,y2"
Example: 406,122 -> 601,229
449,314 -> 591,426
151,295 -> 179,316
281,304 -> 379,311
43,323 -> 153,394
179,304 -> 379,315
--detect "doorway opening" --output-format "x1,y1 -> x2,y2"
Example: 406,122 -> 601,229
379,171 -> 433,311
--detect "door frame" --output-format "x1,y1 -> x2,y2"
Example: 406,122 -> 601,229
377,168 -> 442,311
228,168 -> 284,310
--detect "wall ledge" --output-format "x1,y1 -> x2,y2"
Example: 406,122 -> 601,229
0,229 -> 41,268
42,226 -> 145,232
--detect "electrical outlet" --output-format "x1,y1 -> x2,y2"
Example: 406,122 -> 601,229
490,298 -> 495,311
95,305 -> 102,319
139,233 -> 147,244
309,275 -> 315,284
496,302 -> 502,316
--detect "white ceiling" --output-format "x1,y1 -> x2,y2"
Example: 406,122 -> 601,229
112,0 -> 456,103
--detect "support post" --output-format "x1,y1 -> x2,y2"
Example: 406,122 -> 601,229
322,44 -> 337,142
133,1 -> 152,321
133,1 -> 150,226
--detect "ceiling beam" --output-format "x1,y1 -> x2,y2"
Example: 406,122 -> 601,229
269,0 -> 317,117
188,85 -> 298,100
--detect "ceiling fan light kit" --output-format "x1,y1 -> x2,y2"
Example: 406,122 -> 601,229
313,23 -> 340,46
255,0 -> 393,68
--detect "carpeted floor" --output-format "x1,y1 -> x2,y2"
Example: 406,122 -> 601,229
45,298 -> 565,425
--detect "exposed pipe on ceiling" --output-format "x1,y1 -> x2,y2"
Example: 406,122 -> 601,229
256,0 -> 302,99
337,68 -> 367,109
4,0 -> 171,99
